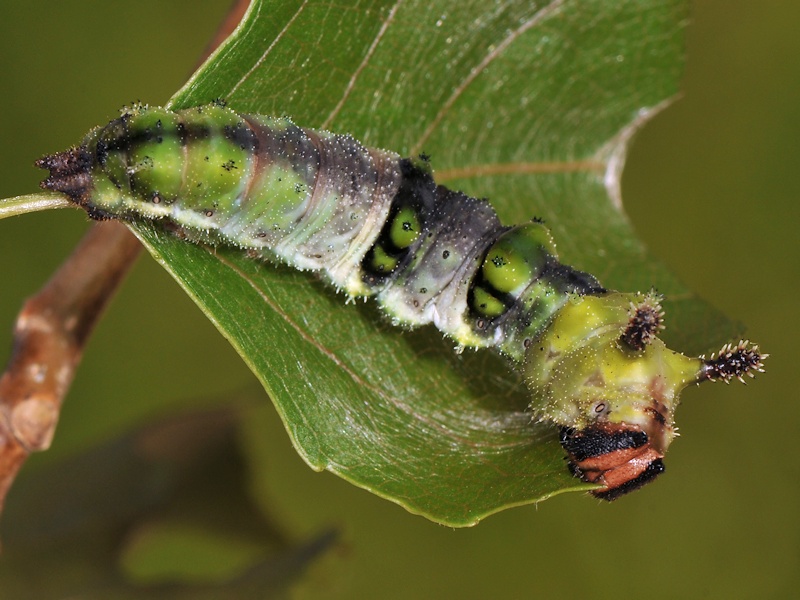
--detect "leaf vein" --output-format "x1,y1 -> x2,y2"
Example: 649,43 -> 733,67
322,0 -> 404,129
410,0 -> 566,156
435,159 -> 604,183
228,0 -> 311,97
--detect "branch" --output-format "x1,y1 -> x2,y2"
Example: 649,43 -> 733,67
0,0 -> 253,518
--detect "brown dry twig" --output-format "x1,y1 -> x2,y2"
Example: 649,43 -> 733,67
0,0 -> 252,519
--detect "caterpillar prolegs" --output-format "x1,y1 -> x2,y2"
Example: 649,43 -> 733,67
38,103 -> 766,500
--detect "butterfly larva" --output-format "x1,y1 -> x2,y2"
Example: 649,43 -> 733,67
38,103 -> 766,500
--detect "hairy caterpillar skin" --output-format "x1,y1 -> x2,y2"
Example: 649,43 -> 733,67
38,103 -> 766,500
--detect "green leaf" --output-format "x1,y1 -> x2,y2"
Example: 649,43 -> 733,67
115,0 -> 727,525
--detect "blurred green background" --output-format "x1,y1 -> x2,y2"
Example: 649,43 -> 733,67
0,1 -> 797,598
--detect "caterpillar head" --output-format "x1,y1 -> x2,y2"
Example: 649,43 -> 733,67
525,293 -> 765,500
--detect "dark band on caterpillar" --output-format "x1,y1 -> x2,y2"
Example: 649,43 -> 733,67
592,459 -> 665,501
361,159 -> 434,282
560,425 -> 665,500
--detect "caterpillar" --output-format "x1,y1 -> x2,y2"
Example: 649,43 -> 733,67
37,103 -> 765,500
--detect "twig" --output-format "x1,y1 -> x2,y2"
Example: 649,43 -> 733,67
0,0 -> 253,519
0,223 -> 140,507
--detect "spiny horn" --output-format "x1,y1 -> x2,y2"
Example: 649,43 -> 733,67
699,340 -> 767,384
620,292 -> 665,351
